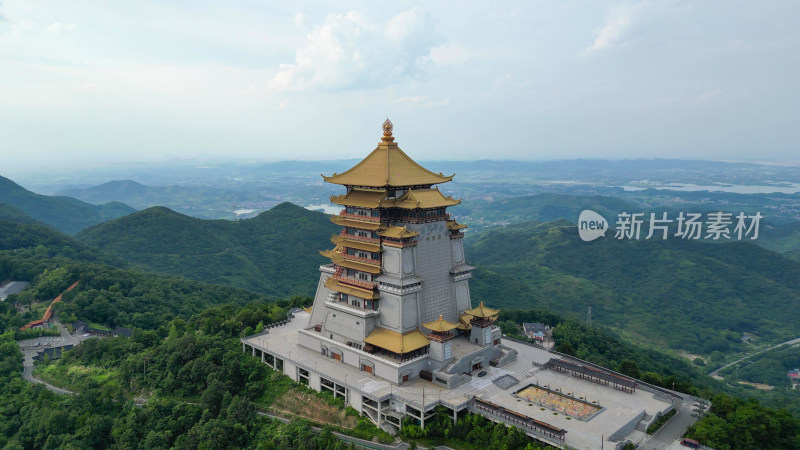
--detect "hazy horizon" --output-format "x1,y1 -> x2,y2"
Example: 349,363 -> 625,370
1,1 -> 798,169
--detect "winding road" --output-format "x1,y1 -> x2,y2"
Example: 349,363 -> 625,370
709,336 -> 800,379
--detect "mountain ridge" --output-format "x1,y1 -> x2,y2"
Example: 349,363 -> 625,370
0,175 -> 136,234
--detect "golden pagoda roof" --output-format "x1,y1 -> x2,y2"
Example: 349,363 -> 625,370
463,302 -> 500,318
331,188 -> 387,208
364,327 -> 430,354
319,246 -> 341,259
329,255 -> 381,274
457,312 -> 473,330
330,215 -> 382,230
324,277 -> 379,299
383,188 -> 461,210
446,219 -> 468,231
303,306 -> 313,314
422,314 -> 460,333
379,226 -> 419,239
322,119 -> 454,188
331,235 -> 381,252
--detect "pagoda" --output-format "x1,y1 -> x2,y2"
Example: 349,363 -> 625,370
299,119 -> 513,386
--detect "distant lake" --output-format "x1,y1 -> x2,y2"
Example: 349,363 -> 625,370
304,204 -> 340,214
620,183 -> 800,194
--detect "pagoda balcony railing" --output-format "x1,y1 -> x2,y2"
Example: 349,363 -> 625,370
427,332 -> 455,343
470,318 -> 496,328
339,230 -> 381,243
333,273 -> 377,290
339,210 -> 381,222
387,212 -> 451,223
325,298 -> 380,318
341,253 -> 381,265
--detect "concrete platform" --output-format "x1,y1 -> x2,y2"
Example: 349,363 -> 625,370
242,311 -> 675,450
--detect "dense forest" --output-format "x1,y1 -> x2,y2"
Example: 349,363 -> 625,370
75,203 -> 338,297
2,199 -> 800,448
466,220 -> 800,357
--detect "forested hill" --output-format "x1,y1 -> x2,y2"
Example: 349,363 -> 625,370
451,193 -> 639,226
465,220 -> 800,356
76,202 -> 337,297
0,203 -> 42,226
0,175 -> 136,234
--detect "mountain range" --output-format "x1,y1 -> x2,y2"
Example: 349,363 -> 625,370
75,203 -> 338,297
0,175 -> 135,234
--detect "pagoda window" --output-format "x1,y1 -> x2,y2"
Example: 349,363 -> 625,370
346,207 -> 356,214
357,272 -> 370,281
371,231 -> 379,238
347,269 -> 356,277
364,299 -> 372,309
340,294 -> 348,303
347,248 -> 356,255
372,252 -> 380,260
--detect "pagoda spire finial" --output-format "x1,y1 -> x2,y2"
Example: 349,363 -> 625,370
381,118 -> 395,144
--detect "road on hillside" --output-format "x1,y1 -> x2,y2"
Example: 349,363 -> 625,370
639,397 -> 701,450
709,336 -> 800,378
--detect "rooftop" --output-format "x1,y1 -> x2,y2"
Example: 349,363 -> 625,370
322,119 -> 454,188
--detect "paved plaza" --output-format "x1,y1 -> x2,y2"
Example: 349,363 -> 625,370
243,311 -> 676,449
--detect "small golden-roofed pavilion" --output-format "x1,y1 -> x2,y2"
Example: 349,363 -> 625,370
463,302 -> 500,327
422,314 -> 460,342
322,119 -> 454,188
463,301 -> 500,318
364,327 -> 430,361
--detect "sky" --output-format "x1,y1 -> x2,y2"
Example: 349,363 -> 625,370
1,0 -> 798,172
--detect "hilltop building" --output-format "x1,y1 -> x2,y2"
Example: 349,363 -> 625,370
297,118 -> 514,386
242,121 -> 681,449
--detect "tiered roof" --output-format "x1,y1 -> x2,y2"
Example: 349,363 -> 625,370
330,215 -> 382,230
322,119 -> 454,188
330,235 -> 381,252
324,277 -> 379,299
330,187 -> 460,210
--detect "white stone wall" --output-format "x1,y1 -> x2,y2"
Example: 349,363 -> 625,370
309,269 -> 334,327
406,221 -> 461,325
322,309 -> 369,343
284,360 -> 298,382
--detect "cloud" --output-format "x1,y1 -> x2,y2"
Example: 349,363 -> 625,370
587,2 -> 650,53
394,95 -> 450,108
46,22 -> 76,34
269,8 -> 441,92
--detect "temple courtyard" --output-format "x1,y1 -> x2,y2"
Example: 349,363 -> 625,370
243,310 -> 679,449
